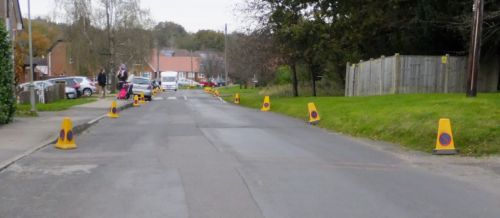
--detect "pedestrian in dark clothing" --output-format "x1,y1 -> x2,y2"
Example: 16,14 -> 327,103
97,68 -> 107,98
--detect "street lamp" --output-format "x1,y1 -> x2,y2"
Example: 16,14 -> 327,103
27,0 -> 36,112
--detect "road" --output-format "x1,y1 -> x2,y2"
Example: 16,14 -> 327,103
1,90 -> 499,218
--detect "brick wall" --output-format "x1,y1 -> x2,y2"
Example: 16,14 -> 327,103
49,42 -> 76,77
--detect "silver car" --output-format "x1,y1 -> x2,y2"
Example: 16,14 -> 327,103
131,77 -> 153,101
68,76 -> 97,96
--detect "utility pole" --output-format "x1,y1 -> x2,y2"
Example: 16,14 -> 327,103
466,0 -> 484,97
224,24 -> 228,86
156,40 -> 160,80
27,0 -> 36,112
190,50 -> 193,80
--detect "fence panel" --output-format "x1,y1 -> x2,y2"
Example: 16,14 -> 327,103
346,54 -> 471,96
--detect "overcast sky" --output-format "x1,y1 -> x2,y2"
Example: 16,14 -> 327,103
19,0 -> 246,33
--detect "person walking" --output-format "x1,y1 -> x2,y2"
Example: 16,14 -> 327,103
97,68 -> 107,98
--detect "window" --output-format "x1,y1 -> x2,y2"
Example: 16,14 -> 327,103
133,78 -> 150,84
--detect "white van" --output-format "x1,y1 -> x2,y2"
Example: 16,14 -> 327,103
160,71 -> 178,91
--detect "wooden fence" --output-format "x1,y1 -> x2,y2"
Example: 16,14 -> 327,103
18,83 -> 66,104
345,54 -> 470,96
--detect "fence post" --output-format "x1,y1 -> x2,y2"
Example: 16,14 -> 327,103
369,58 -> 374,95
358,60 -> 363,95
345,62 -> 350,96
380,55 -> 385,95
444,54 -> 450,93
393,53 -> 401,94
352,64 -> 357,96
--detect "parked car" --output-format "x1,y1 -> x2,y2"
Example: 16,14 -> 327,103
131,77 -> 153,101
178,78 -> 199,87
199,81 -> 215,87
46,78 -> 81,99
68,76 -> 97,97
18,80 -> 53,91
214,79 -> 226,87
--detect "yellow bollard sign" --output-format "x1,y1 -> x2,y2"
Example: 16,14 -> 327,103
140,92 -> 146,104
433,118 -> 458,155
133,95 -> 140,107
107,100 -> 120,118
214,90 -> 220,97
307,102 -> 320,125
261,96 -> 270,112
234,93 -> 240,104
55,117 -> 77,150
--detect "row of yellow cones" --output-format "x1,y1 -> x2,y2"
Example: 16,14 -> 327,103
55,90 -> 161,150
231,93 -> 458,155
204,87 -> 220,97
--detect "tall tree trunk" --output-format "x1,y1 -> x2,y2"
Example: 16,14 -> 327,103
291,62 -> 298,97
497,55 -> 500,91
310,65 -> 316,97
105,0 -> 116,92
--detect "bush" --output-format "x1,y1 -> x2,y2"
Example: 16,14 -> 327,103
0,21 -> 15,124
274,65 -> 292,85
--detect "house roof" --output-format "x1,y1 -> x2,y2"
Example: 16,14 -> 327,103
14,0 -> 23,30
47,39 -> 65,52
149,49 -> 200,73
23,57 -> 47,66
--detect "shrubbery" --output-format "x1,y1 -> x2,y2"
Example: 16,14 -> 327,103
0,21 -> 16,124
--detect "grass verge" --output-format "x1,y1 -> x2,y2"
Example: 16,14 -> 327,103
219,86 -> 500,156
16,97 -> 98,116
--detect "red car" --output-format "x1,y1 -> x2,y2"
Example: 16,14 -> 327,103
199,81 -> 215,87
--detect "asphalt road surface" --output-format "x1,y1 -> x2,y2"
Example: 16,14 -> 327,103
1,90 -> 499,218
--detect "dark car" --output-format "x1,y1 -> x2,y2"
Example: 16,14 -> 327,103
47,77 -> 82,97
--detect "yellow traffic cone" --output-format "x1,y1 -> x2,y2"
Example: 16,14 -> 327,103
108,100 -> 120,118
261,96 -> 270,112
307,102 -> 320,125
433,118 -> 458,155
133,95 -> 140,107
55,117 -> 77,150
234,93 -> 240,104
140,93 -> 146,104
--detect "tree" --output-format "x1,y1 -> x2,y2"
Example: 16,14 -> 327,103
154,21 -> 188,48
201,52 -> 224,79
0,21 -> 15,124
227,30 -> 281,87
55,0 -> 154,80
16,19 -> 61,58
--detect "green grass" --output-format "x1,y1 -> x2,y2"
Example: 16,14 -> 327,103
16,97 -> 98,115
219,86 -> 500,156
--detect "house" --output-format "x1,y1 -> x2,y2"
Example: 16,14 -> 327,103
0,0 -> 23,38
47,40 -> 77,77
148,49 -> 205,81
23,56 -> 47,81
